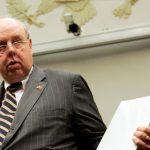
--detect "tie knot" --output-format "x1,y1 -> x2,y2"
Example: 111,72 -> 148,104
7,82 -> 22,93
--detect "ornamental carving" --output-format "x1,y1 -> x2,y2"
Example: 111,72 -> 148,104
6,0 -> 97,28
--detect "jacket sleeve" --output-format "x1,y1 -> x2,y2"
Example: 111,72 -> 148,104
72,75 -> 106,150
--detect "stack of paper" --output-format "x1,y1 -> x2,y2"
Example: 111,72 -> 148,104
97,96 -> 150,150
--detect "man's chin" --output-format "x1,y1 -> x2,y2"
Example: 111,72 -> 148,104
5,71 -> 24,83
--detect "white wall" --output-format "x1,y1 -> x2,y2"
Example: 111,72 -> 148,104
33,38 -> 150,126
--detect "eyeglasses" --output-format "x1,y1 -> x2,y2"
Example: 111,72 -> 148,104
0,40 -> 28,54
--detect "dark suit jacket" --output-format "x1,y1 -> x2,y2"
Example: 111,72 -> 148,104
0,65 -> 106,150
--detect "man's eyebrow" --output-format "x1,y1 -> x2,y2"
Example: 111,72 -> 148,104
14,35 -> 28,41
12,35 -> 22,39
0,41 -> 6,45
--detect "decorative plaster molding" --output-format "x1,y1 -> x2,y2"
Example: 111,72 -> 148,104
32,24 -> 150,55
113,0 -> 139,19
6,0 -> 96,28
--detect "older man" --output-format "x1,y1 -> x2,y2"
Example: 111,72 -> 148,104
0,17 -> 106,150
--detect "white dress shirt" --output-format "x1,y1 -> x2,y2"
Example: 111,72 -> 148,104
4,67 -> 33,105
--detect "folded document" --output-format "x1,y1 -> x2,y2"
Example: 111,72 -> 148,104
97,96 -> 150,150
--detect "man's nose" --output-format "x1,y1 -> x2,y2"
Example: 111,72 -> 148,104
7,42 -> 15,51
7,42 -> 17,57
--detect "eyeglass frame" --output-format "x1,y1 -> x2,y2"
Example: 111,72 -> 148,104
0,39 -> 29,55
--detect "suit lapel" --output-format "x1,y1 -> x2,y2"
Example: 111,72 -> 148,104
2,66 -> 47,148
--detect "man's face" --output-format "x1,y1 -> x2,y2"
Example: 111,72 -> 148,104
0,18 -> 33,83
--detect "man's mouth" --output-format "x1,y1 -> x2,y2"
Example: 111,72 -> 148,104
8,61 -> 17,66
7,61 -> 20,70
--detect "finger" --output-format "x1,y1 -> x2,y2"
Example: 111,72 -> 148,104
134,130 -> 147,141
133,133 -> 150,149
136,127 -> 150,134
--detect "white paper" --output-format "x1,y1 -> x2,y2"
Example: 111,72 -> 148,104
97,96 -> 150,150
